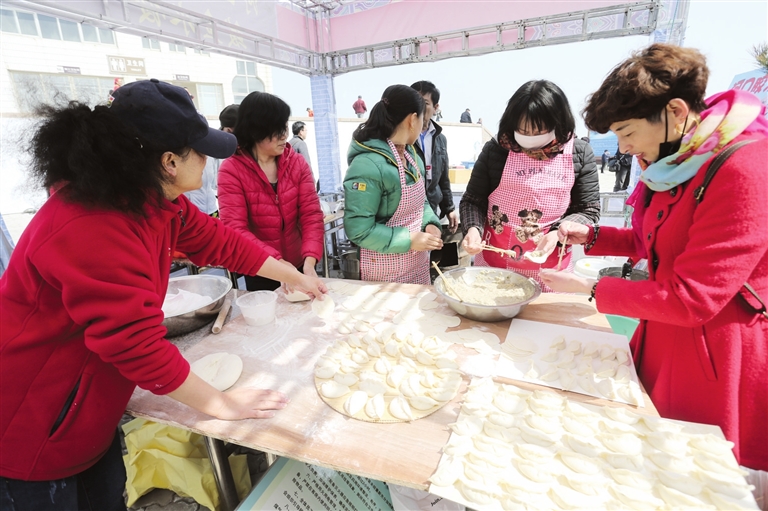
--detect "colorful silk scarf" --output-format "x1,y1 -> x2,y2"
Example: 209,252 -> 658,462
640,89 -> 768,191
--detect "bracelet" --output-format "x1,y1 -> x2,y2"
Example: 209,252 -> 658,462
588,281 -> 598,302
584,223 -> 600,252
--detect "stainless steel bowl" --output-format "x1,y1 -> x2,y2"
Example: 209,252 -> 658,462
162,275 -> 232,337
434,267 -> 541,322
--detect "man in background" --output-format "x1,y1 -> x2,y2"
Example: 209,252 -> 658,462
601,149 -> 610,173
183,104 -> 238,217
306,107 -> 314,117
289,121 -> 312,170
352,95 -> 367,118
460,108 -> 472,123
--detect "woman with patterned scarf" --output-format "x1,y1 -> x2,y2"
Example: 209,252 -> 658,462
460,80 -> 600,291
541,44 -> 768,485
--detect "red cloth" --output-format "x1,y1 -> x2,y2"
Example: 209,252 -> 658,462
589,135 -> 768,471
0,191 -> 270,480
218,144 -> 324,269
352,99 -> 367,114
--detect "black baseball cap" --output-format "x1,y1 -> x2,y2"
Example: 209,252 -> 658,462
109,79 -> 237,159
219,104 -> 239,129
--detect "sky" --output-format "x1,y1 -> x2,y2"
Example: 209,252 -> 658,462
272,0 -> 768,137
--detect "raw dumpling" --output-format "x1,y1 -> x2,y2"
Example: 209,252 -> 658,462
285,289 -> 311,302
598,432 -> 642,455
429,456 -> 463,487
560,472 -> 605,496
483,421 -> 518,443
314,363 -> 338,379
610,484 -> 664,509
704,488 -> 761,510
320,380 -> 350,399
409,395 -> 438,411
548,484 -> 603,510
656,470 -> 704,496
358,378 -> 388,397
334,372 -> 359,387
487,411 -> 516,428
388,395 -> 413,420
399,374 -> 423,398
343,390 -> 368,416
601,452 -> 643,471
655,483 -> 708,507
648,451 -> 694,473
364,393 -> 385,419
564,435 -> 602,458
374,357 -> 392,374
646,431 -> 690,456
689,433 -> 735,456
493,392 -> 527,414
558,451 -> 601,475
516,443 -> 556,463
449,416 -> 484,436
386,366 -> 408,388
609,468 -> 654,492
516,459 -> 554,483
365,342 -> 382,357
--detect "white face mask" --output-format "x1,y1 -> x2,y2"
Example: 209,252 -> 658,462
514,131 -> 556,149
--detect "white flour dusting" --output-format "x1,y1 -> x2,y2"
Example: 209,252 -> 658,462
162,289 -> 211,317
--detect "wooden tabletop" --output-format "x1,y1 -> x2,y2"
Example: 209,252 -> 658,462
127,280 -> 657,490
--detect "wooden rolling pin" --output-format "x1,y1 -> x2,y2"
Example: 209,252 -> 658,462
211,291 -> 234,334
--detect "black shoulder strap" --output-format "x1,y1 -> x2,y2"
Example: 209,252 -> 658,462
691,138 -> 766,319
693,139 -> 757,203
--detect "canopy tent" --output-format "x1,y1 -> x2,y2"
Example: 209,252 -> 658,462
5,0 -> 682,190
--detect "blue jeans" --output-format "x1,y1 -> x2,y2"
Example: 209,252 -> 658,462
0,430 -> 126,511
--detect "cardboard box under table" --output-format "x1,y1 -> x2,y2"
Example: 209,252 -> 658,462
126,281 -> 658,510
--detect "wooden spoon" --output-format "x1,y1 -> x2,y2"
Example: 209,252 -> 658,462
431,262 -> 462,302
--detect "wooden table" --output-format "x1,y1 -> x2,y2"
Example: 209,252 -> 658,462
127,281 -> 657,509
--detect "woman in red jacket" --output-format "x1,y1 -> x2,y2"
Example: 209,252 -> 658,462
0,80 -> 326,511
541,44 -> 768,476
218,92 -> 324,291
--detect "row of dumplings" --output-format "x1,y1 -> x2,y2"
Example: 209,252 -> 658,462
505,335 -> 643,405
314,332 -> 463,421
429,379 -> 757,510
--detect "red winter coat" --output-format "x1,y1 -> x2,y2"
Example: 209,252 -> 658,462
0,191 -> 271,480
590,135 -> 768,471
218,145 -> 324,269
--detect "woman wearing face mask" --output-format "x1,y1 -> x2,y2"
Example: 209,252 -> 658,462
344,85 -> 443,284
541,44 -> 768,478
460,80 -> 600,290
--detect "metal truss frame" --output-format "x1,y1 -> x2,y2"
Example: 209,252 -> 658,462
4,0 -> 660,77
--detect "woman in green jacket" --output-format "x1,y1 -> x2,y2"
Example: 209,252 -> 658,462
344,85 -> 443,284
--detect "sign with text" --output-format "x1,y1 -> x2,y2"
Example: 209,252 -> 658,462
108,56 -> 146,75
236,458 -> 393,511
729,69 -> 768,116
175,74 -> 190,81
59,66 -> 81,74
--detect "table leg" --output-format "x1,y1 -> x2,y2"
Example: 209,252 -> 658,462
203,436 -> 240,511
322,236 -> 330,278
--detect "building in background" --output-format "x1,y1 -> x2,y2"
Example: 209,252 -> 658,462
0,6 -> 273,120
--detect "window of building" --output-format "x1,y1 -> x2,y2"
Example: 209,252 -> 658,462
142,37 -> 160,50
1,9 -> 18,33
38,14 -> 61,40
59,19 -> 80,42
168,42 -> 186,53
232,60 -> 264,104
16,11 -> 38,35
98,27 -> 114,44
10,71 -> 114,113
193,48 -> 210,55
81,23 -> 99,42
196,83 -> 225,117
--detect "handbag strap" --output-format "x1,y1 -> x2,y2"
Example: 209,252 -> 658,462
692,139 -> 765,319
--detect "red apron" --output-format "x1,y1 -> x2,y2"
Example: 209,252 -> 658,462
474,138 -> 576,291
359,140 -> 431,285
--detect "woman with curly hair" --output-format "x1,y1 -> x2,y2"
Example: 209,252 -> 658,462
542,44 -> 768,478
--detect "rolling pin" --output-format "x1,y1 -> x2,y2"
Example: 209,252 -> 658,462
212,291 -> 234,334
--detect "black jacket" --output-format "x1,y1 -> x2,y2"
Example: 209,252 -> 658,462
413,121 -> 455,217
460,137 -> 600,235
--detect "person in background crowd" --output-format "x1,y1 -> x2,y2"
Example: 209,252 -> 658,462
306,107 -> 314,117
460,108 -> 472,123
460,80 -> 600,291
410,81 -> 458,234
218,92 -> 324,292
344,85 -> 443,284
353,95 -> 367,118
183,104 -> 239,217
613,149 -> 632,191
601,149 -> 610,173
0,80 -> 326,511
434,106 -> 443,121
540,44 -> 768,484
289,121 -> 312,169
112,77 -> 123,91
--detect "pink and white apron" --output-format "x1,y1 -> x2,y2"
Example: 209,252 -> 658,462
359,141 -> 431,285
474,138 -> 576,291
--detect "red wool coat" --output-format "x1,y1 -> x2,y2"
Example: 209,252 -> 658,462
218,145 -> 324,269
590,135 -> 768,471
0,192 -> 271,480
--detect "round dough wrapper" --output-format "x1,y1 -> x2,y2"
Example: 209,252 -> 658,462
312,296 -> 336,319
190,352 -> 243,391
